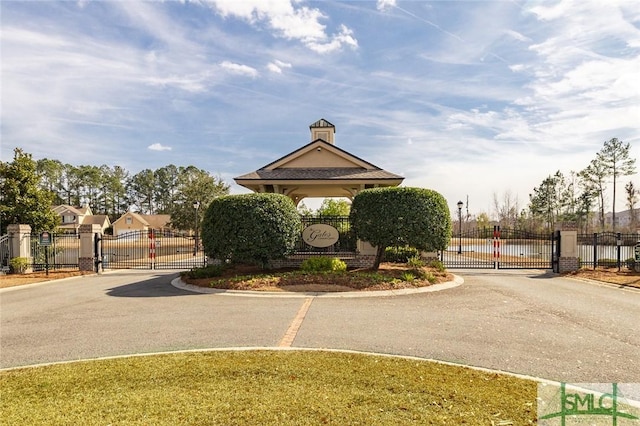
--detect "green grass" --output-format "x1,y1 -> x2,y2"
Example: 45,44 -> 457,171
0,350 -> 537,425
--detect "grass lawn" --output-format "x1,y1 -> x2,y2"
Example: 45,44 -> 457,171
1,350 -> 537,425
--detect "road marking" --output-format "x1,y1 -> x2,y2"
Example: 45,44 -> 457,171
278,297 -> 314,347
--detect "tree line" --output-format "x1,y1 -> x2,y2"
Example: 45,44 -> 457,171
487,138 -> 637,233
1,148 -> 229,233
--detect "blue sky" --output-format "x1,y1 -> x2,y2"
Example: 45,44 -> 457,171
1,0 -> 639,216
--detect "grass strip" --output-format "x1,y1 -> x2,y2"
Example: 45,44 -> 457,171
1,350 -> 537,425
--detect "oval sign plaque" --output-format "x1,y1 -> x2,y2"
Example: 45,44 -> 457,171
302,224 -> 339,248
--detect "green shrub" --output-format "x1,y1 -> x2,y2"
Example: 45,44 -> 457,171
383,246 -> 420,263
597,258 -> 618,268
400,272 -> 415,282
624,258 -> 636,269
201,194 -> 301,268
428,259 -> 446,273
182,264 -> 226,279
351,187 -> 451,269
406,255 -> 425,269
300,257 -> 347,273
9,257 -> 30,274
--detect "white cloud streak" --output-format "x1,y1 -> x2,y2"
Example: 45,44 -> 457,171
148,143 -> 172,151
203,0 -> 358,53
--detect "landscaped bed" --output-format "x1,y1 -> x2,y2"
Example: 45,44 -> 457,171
181,262 -> 455,292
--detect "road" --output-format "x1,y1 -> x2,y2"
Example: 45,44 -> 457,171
1,269 -> 638,383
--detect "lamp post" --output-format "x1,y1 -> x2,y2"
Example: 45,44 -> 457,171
193,200 -> 200,256
457,200 -> 463,254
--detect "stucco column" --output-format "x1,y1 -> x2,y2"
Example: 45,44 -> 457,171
558,230 -> 579,273
7,224 -> 32,273
79,224 -> 102,272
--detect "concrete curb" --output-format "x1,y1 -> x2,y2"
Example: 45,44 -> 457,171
171,274 -> 464,298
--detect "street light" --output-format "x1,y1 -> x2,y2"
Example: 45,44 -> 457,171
193,200 -> 200,256
457,200 -> 463,254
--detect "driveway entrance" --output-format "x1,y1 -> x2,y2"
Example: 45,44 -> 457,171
101,230 -> 206,270
441,226 -> 558,270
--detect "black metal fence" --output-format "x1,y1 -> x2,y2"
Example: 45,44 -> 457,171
101,230 -> 206,270
577,232 -> 639,269
30,233 -> 80,271
440,227 -> 554,269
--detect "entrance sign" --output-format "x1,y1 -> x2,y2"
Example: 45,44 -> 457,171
39,231 -> 52,246
635,243 -> 640,262
302,224 -> 339,248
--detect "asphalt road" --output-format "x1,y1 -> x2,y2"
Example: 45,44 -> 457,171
1,269 -> 638,384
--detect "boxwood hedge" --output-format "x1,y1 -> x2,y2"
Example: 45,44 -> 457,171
201,193 -> 301,268
350,187 -> 452,269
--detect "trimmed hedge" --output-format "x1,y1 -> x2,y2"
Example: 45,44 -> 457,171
350,187 -> 452,269
201,193 -> 301,268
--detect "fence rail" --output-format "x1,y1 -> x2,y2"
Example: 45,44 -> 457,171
577,232 -> 639,269
30,233 -> 80,271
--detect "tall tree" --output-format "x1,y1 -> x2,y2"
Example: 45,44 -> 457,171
578,159 -> 608,230
154,165 -> 180,214
127,169 -> 156,214
595,138 -> 636,231
625,181 -> 638,231
36,158 -> 65,205
529,171 -> 565,231
168,167 -> 229,231
100,165 -> 129,219
0,148 -> 60,233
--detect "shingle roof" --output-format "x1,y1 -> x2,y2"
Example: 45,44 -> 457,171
309,118 -> 335,129
235,168 -> 403,181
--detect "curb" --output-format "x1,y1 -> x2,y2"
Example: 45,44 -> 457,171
171,275 -> 464,298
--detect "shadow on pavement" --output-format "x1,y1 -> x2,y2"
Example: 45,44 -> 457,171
106,274 -> 193,298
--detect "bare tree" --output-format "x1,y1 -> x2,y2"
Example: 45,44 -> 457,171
493,190 -> 519,228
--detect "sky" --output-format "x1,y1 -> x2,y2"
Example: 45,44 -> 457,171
1,0 -> 639,216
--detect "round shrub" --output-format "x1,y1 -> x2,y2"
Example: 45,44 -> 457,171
350,187 -> 452,269
300,257 -> 347,273
201,193 -> 301,268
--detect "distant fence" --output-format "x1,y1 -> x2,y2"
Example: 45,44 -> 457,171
577,232 -> 639,269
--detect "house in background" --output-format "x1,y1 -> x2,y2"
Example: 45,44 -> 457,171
52,205 -> 111,234
111,212 -> 172,236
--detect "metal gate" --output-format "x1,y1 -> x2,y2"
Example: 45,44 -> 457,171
100,230 -> 206,270
440,226 -> 555,269
31,232 -> 80,271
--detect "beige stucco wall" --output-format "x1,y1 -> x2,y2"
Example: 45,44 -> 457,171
280,150 -> 361,168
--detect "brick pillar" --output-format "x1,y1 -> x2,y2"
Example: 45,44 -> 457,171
79,224 -> 102,272
7,224 -> 32,273
558,230 -> 579,273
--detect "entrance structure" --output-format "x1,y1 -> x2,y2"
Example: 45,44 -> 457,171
234,119 -> 404,205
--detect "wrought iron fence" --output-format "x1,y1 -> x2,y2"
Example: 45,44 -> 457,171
0,234 -> 11,271
30,233 -> 80,271
577,232 -> 639,269
295,215 -> 357,255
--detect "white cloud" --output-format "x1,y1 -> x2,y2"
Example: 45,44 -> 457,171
148,143 -> 172,151
267,59 -> 292,74
219,61 -> 259,78
204,0 -> 358,53
377,0 -> 396,12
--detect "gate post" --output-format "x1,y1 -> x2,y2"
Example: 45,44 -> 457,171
557,230 -> 579,273
79,224 -> 102,272
7,224 -> 32,273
